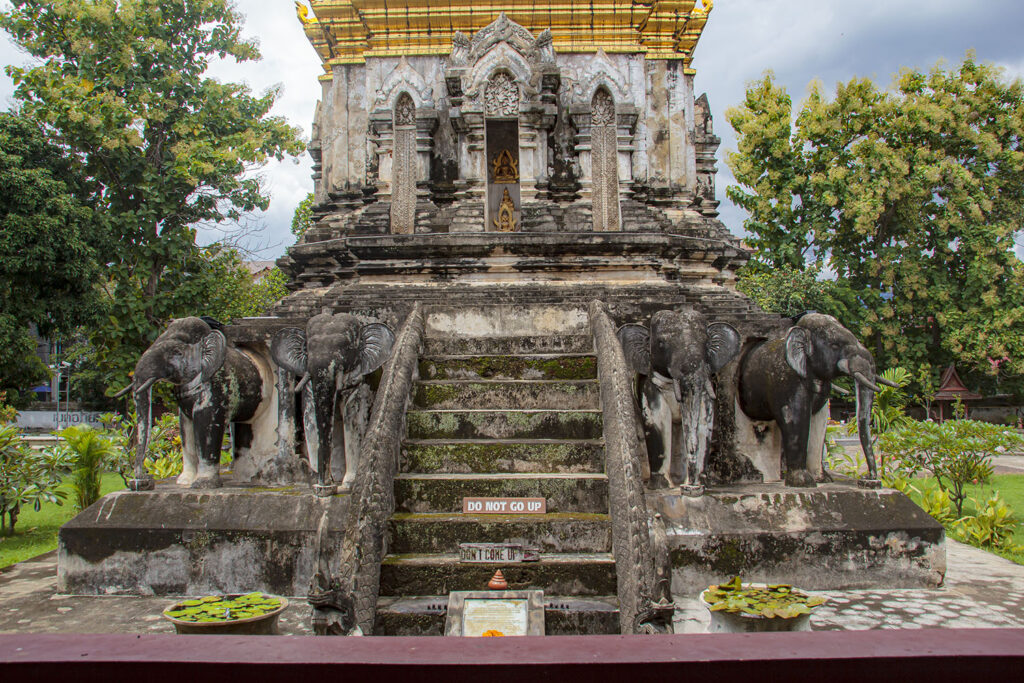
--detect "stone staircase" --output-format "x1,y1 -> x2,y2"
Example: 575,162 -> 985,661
373,333 -> 621,635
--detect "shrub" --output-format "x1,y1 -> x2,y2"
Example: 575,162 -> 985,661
953,493 -> 1021,552
58,426 -> 117,511
0,423 -> 68,535
880,420 -> 1024,516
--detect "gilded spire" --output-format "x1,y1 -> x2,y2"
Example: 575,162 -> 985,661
301,1 -> 713,73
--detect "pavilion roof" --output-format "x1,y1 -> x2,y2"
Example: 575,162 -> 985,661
934,365 -> 982,401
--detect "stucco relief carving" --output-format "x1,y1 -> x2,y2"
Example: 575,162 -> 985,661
485,72 -> 519,117
374,57 -> 434,111
591,89 -> 620,232
469,13 -> 536,60
452,14 -> 553,106
567,50 -> 631,106
390,92 -> 417,235
529,29 -> 556,66
592,90 -> 615,126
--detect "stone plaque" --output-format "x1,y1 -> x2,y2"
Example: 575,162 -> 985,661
459,543 -> 540,563
462,497 -> 546,514
445,590 -> 545,637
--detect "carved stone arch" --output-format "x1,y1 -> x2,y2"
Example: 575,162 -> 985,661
572,50 -> 630,106
591,87 -> 620,232
465,43 -> 534,102
375,58 -> 434,111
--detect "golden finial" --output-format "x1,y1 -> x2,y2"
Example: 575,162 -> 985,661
295,2 -> 314,26
696,0 -> 714,15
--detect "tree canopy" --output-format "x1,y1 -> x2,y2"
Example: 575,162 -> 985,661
1,0 -> 305,396
0,112 -> 106,402
727,56 -> 1024,391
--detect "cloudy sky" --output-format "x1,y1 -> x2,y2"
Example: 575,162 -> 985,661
2,0 -> 1023,258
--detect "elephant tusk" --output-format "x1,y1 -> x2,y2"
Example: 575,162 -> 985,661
295,374 -> 310,393
704,378 -> 717,401
133,378 -> 157,395
831,384 -> 852,396
878,377 -> 901,389
853,372 -> 881,393
112,384 -> 133,399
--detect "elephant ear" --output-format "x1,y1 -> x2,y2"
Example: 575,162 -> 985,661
617,324 -> 651,376
356,323 -> 396,377
704,322 -> 741,374
198,331 -> 227,382
785,326 -> 811,379
271,328 -> 308,376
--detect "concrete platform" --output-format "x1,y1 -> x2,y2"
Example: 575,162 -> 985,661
652,481 -> 946,591
57,478 -> 351,597
2,539 -> 1022,634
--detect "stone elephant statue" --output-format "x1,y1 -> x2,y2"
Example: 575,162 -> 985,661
737,312 -> 896,488
116,317 -> 274,490
271,313 -> 395,496
618,308 -> 741,494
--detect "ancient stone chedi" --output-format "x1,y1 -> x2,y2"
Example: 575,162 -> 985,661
59,2 -> 945,638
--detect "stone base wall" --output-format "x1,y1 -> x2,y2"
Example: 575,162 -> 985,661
650,482 -> 946,593
58,483 -> 350,596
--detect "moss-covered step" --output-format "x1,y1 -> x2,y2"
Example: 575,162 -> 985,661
423,335 -> 594,357
379,552 -> 617,596
418,355 -> 598,381
401,439 -> 605,474
373,595 -> 620,636
412,380 -> 600,410
393,472 -> 609,514
406,409 -> 603,440
387,512 -> 612,554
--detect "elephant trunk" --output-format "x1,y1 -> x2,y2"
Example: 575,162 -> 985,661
311,370 -> 336,488
132,377 -> 157,481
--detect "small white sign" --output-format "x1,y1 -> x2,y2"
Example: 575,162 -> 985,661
462,497 -> 546,514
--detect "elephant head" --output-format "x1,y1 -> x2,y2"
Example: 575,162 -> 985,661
619,308 -> 741,492
271,313 -> 395,494
783,313 -> 892,483
114,317 -> 227,489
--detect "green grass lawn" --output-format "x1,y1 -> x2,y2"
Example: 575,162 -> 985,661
0,473 -> 125,569
909,473 -> 1024,565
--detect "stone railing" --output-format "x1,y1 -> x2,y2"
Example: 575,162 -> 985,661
331,303 -> 424,634
588,301 -> 665,634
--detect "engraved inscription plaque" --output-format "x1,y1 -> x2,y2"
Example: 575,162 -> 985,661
445,590 -> 545,637
463,599 -> 528,637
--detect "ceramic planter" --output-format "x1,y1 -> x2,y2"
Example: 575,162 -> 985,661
163,594 -> 288,635
700,584 -> 822,633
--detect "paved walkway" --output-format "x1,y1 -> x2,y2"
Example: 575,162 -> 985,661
674,539 -> 1024,632
2,538 -> 1023,635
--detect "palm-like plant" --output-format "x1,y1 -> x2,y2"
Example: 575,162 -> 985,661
58,426 -> 116,511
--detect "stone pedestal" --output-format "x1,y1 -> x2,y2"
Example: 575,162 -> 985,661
649,482 -> 946,593
58,478 -> 350,597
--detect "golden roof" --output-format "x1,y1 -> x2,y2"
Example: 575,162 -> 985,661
297,0 -> 712,75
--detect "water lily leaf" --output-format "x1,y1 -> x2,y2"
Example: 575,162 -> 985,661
182,600 -> 202,607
